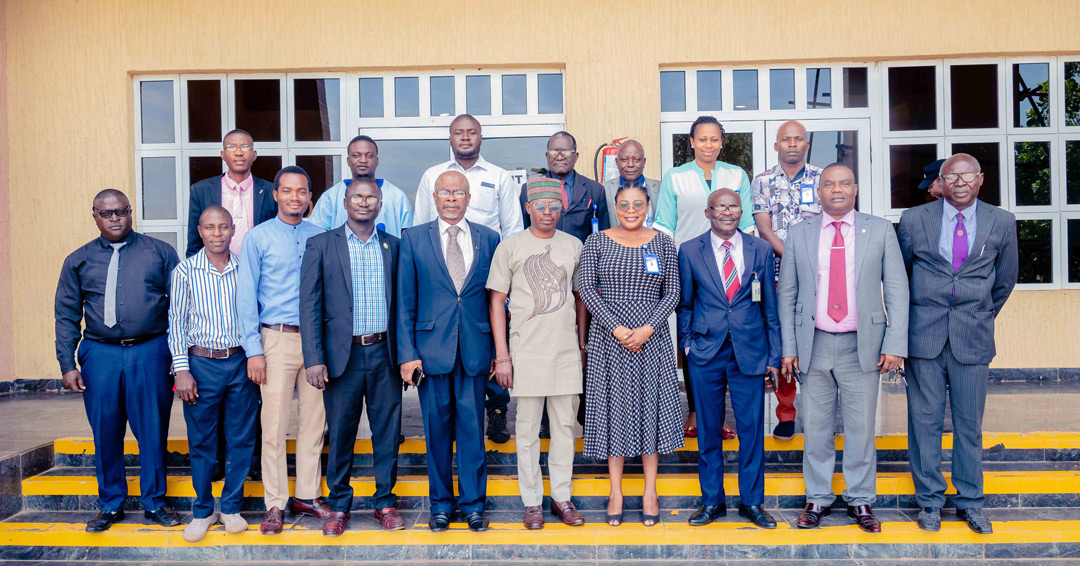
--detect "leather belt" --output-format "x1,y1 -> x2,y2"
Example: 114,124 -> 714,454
95,332 -> 166,347
188,345 -> 245,359
261,323 -> 300,333
353,332 -> 386,346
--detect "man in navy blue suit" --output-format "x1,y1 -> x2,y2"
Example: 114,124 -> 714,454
676,188 -> 780,529
397,170 -> 501,533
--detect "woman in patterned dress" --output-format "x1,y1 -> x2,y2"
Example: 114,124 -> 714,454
577,183 -> 683,527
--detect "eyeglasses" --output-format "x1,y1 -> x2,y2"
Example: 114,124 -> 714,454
223,143 -> 254,152
617,201 -> 647,212
93,206 -> 132,219
435,189 -> 469,198
531,201 -> 563,212
707,204 -> 741,214
617,157 -> 643,166
546,149 -> 575,159
940,171 -> 981,184
347,195 -> 381,206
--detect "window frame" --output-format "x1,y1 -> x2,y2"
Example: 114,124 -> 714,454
226,74 -> 288,149
286,72 -> 349,149
1006,56 -> 1058,136
133,75 -> 182,151
880,136 -> 945,219
879,60 -> 945,138
1059,57 -> 1080,133
1060,132 -> 1080,211
1007,133 -> 1059,213
1012,212 -> 1060,290
943,58 -> 1007,137
1062,210 -> 1080,289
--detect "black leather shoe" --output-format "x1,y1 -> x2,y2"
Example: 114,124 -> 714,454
917,507 -> 941,532
487,409 -> 510,444
688,504 -> 727,526
797,503 -> 831,528
429,512 -> 451,532
738,504 -> 777,529
957,508 -> 993,534
466,511 -> 488,532
144,505 -> 181,527
847,505 -> 882,533
85,510 -> 124,533
772,420 -> 795,441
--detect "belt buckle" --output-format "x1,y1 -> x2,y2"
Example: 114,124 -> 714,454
361,333 -> 379,346
119,338 -> 136,347
211,348 -> 227,360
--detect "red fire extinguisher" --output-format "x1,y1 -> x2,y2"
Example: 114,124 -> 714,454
594,137 -> 629,183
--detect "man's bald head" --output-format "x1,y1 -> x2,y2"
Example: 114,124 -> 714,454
774,120 -> 809,167
707,188 -> 739,206
92,188 -> 128,207
940,153 -> 983,211
435,170 -> 469,191
616,140 -> 646,181
942,152 -> 981,174
199,205 -> 233,225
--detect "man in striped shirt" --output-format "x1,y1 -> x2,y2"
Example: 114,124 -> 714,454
169,206 -> 258,542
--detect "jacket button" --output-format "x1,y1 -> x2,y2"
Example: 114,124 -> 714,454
728,308 -> 732,313
458,297 -> 462,302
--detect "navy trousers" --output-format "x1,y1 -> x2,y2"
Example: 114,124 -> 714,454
182,352 -> 257,518
485,379 -> 509,414
687,338 -> 766,507
418,352 -> 487,514
324,341 -> 401,511
78,335 -> 173,512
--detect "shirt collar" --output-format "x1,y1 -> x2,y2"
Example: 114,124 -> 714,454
97,230 -> 136,248
710,230 -> 741,252
223,172 -> 254,193
346,223 -> 380,245
619,175 -> 646,187
438,217 -> 469,236
822,209 -> 856,229
450,155 -> 489,173
192,248 -> 238,273
777,164 -> 807,183
943,198 -> 976,221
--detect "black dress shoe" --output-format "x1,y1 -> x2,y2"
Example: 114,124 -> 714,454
738,504 -> 777,529
957,508 -> 993,534
466,511 -> 488,532
688,504 -> 727,526
144,505 -> 182,527
85,510 -> 124,533
847,505 -> 881,533
797,503 -> 831,528
487,409 -> 510,444
429,512 -> 451,532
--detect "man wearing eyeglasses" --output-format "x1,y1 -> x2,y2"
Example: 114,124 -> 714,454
520,131 -> 610,244
55,189 -> 181,533
899,153 -> 1018,535
308,135 -> 413,237
601,140 -> 660,228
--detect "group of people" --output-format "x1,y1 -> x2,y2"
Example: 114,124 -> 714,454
54,113 -> 1018,540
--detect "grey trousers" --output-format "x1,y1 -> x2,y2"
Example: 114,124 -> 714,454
905,340 -> 988,510
801,330 -> 880,507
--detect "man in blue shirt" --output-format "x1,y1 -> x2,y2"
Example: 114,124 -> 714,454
308,135 -> 413,237
237,166 -> 329,535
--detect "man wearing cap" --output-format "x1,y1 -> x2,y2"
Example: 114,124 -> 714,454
918,159 -> 946,200
602,140 -> 660,228
491,176 -> 587,529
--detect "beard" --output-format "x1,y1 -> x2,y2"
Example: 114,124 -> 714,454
452,146 -> 480,160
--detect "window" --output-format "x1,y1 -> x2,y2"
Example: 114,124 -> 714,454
698,70 -> 723,111
430,76 -> 456,117
1013,62 -> 1051,129
949,64 -> 999,130
843,67 -> 869,109
807,68 -> 831,110
769,69 -> 795,110
660,71 -> 686,112
887,65 -> 937,131
733,70 -> 759,111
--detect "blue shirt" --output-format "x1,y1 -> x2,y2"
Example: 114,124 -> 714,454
938,199 -> 978,265
308,178 -> 413,237
556,171 -> 576,202
168,249 -> 242,371
347,226 -> 387,335
237,217 -> 326,356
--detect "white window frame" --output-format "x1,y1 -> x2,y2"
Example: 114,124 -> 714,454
1006,57 -> 1057,135
226,74 -> 288,149
943,59 -> 1007,137
1062,211 -> 1080,289
286,72 -> 349,149
880,60 -> 945,138
1007,134 -> 1058,213
133,75 -> 182,151
880,136 -> 945,219
179,74 -> 228,150
1013,212 -> 1060,289
133,150 -> 184,243
1061,133 -> 1080,211
1060,57 -> 1080,132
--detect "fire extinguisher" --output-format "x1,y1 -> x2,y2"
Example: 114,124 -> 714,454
594,137 -> 629,183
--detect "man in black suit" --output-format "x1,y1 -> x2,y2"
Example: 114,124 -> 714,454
520,131 -> 610,243
299,179 -> 402,535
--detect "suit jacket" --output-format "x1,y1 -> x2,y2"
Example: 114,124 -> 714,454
299,226 -> 399,378
778,212 -> 909,373
519,173 -> 610,243
186,173 -> 277,257
898,199 -> 1018,364
396,220 -> 500,376
676,231 -> 781,376
601,176 -> 661,227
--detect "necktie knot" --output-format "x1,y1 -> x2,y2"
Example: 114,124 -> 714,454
956,212 -> 965,223
832,220 -> 844,230
111,242 -> 126,251
447,225 -> 461,237
722,241 -> 733,250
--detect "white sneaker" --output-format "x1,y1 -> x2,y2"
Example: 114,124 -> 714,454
220,512 -> 248,534
183,513 -> 219,542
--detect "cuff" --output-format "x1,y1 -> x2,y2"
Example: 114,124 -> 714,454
243,338 -> 264,357
172,354 -> 190,372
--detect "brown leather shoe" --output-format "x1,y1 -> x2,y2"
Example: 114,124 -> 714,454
322,511 -> 350,537
259,507 -> 284,535
523,505 -> 545,530
796,503 -> 831,529
848,505 -> 882,533
290,497 -> 332,520
374,507 -> 406,531
551,500 -> 585,526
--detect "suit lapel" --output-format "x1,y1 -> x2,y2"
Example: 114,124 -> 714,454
729,236 -> 755,303
427,221 -> 452,284
209,174 -> 224,206
335,228 -> 353,301
922,199 -> 949,268
566,175 -> 589,211
960,201 -> 995,272
805,215 -> 822,279
854,213 -> 869,285
379,231 -> 392,308
253,180 -> 267,218
698,234 -> 726,302
460,221 -> 483,290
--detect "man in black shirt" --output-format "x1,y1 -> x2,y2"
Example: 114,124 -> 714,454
54,189 -> 181,533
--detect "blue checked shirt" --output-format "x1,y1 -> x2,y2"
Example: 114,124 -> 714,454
168,249 -> 242,371
347,226 -> 387,335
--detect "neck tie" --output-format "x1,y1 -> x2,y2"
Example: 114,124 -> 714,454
104,241 -> 127,328
721,240 -> 740,302
952,212 -> 968,272
445,225 -> 467,293
828,221 -> 847,323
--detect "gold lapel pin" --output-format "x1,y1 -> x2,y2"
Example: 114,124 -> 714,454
382,242 -> 389,249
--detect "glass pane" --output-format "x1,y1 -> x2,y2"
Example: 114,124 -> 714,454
359,77 -> 384,118
188,156 -> 222,185
293,78 -> 340,142
1013,62 -> 1050,128
659,71 -> 685,112
140,81 -> 175,144
430,76 -> 456,117
466,75 -> 491,116
186,79 -> 221,143
142,231 -> 178,253
949,64 -> 999,129
697,70 -> 723,111
671,132 -> 753,176
296,155 -> 342,205
250,155 -> 282,188
733,70 -> 758,111
538,73 -> 563,114
888,66 -> 936,131
807,68 -> 832,109
501,74 -> 526,115
1066,62 -> 1080,127
376,139 -> 449,202
843,67 -> 869,108
481,137 -> 550,185
394,77 -> 420,117
950,142 -> 1001,207
768,69 -> 794,110
1014,141 -> 1052,206
889,144 -> 939,209
1067,140 -> 1080,205
1069,218 -> 1080,283
234,79 -> 281,142
807,130 -> 858,176
1017,218 -> 1053,284
141,156 -> 177,220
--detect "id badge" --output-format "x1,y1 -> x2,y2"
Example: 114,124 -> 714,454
592,217 -> 600,234
751,272 -> 762,302
643,254 -> 661,274
800,181 -> 816,205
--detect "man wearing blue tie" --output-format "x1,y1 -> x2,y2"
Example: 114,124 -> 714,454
676,188 -> 780,528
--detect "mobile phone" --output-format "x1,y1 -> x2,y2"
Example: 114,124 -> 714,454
404,366 -> 425,391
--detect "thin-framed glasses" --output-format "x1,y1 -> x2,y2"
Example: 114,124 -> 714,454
617,200 -> 647,212
531,201 -> 563,212
707,204 -> 741,214
93,206 -> 132,219
347,195 -> 381,206
435,189 -> 469,198
940,171 -> 981,184
223,143 -> 254,152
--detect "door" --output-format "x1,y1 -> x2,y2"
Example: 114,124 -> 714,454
660,120 -> 766,179
765,118 -> 873,212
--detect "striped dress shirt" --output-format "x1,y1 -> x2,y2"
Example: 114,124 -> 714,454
347,226 -> 387,335
168,249 -> 242,371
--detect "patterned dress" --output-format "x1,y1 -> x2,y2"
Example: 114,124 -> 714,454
577,231 -> 684,459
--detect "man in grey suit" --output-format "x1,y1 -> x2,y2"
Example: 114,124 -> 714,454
899,153 -> 1018,535
778,164 -> 908,533
602,140 -> 660,227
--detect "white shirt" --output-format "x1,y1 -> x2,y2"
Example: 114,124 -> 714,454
414,155 -> 524,240
438,218 -> 474,270
710,230 -> 744,281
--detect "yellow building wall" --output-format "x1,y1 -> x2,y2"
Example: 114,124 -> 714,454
3,0 -> 1079,379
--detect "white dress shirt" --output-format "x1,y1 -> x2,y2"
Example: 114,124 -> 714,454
438,217 -> 474,270
414,155 -> 524,240
710,230 -> 744,281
